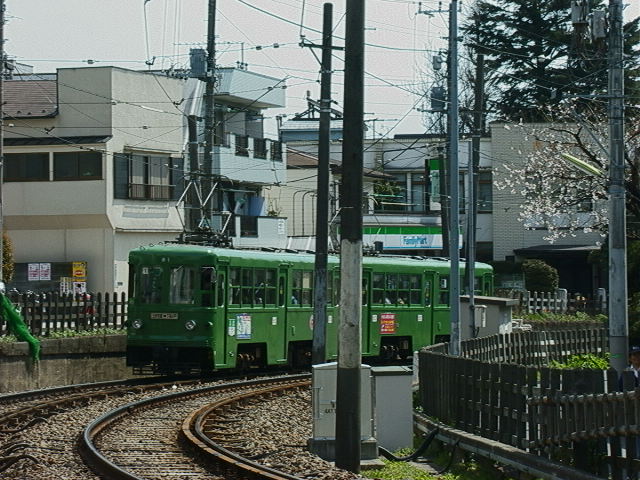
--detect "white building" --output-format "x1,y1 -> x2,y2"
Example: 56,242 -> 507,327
4,65 -> 288,294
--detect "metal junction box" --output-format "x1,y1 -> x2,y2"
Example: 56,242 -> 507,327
308,362 -> 378,460
371,366 -> 413,451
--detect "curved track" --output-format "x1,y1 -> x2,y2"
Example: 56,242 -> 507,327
80,375 -> 312,480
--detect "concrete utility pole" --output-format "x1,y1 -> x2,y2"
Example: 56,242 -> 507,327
0,0 -> 5,282
312,3 -> 334,366
447,0 -> 461,355
202,0 -> 217,228
335,0 -> 365,472
466,53 -> 484,337
607,0 -> 627,375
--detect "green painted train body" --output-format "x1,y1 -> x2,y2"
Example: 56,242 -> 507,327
126,245 -> 493,373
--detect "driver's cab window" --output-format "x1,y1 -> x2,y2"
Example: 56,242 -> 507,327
139,266 -> 163,304
169,266 -> 196,304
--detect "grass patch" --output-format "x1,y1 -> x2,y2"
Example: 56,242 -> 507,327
0,328 -> 122,342
44,328 -> 122,339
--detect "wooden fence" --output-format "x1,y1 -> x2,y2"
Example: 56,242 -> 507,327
418,329 -> 640,479
0,291 -> 127,337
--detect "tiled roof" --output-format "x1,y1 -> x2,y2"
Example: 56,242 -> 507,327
4,80 -> 58,118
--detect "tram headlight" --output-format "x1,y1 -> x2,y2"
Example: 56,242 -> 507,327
131,319 -> 143,329
185,319 -> 197,331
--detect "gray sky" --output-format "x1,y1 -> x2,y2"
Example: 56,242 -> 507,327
5,1 -> 639,137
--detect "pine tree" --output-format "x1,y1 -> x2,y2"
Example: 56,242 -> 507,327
462,0 -> 640,121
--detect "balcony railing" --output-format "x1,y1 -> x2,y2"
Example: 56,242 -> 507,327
254,138 -> 267,159
235,135 -> 249,156
129,183 -> 173,200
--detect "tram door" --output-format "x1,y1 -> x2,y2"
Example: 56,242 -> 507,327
214,268 -> 228,368
361,269 -> 372,356
423,271 -> 437,344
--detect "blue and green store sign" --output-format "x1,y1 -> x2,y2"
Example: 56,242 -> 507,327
363,225 -> 457,250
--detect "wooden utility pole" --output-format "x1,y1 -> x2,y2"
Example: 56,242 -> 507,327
336,0 -> 365,473
312,3 -> 334,366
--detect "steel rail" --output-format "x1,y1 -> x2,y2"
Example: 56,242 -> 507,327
79,374 -> 311,480
181,378 -> 311,480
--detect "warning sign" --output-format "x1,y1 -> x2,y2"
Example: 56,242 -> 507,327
73,261 -> 87,279
380,313 -> 396,334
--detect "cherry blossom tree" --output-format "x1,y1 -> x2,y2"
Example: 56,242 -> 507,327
495,101 -> 640,242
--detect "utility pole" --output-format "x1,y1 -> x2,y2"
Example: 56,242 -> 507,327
0,0 -> 5,283
466,53 -> 484,338
336,0 -> 364,473
447,0 -> 461,355
312,3 -> 334,366
202,0 -> 217,230
187,115 -> 200,230
607,0 -> 627,375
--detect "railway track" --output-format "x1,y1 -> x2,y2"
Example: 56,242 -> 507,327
79,374 -> 355,480
0,377 -> 217,478
0,374 -> 325,479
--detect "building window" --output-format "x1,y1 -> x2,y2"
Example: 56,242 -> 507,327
410,173 -> 427,212
54,151 -> 102,180
374,173 -> 407,212
129,155 -> 172,200
478,171 -> 492,213
5,152 -> 49,182
114,153 -> 184,201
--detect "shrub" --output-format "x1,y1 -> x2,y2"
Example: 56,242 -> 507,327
2,232 -> 14,283
522,259 -> 559,292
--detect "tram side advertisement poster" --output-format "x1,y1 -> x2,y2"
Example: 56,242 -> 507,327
236,313 -> 252,339
380,313 -> 396,334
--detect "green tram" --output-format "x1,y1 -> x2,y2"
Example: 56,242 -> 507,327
126,244 -> 494,374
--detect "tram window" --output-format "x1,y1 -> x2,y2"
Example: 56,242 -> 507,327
217,274 -> 225,307
385,274 -> 399,305
438,276 -> 450,306
301,271 -> 313,305
139,266 -> 162,304
201,266 -> 215,307
241,268 -> 254,305
229,268 -> 241,305
386,273 -> 398,290
292,270 -> 314,306
362,278 -> 368,306
169,266 -> 196,304
333,275 -> 341,306
398,274 -> 410,305
424,279 -> 432,306
278,276 -> 285,306
264,269 -> 277,305
410,274 -> 421,304
372,273 -> 385,304
253,269 -> 266,306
